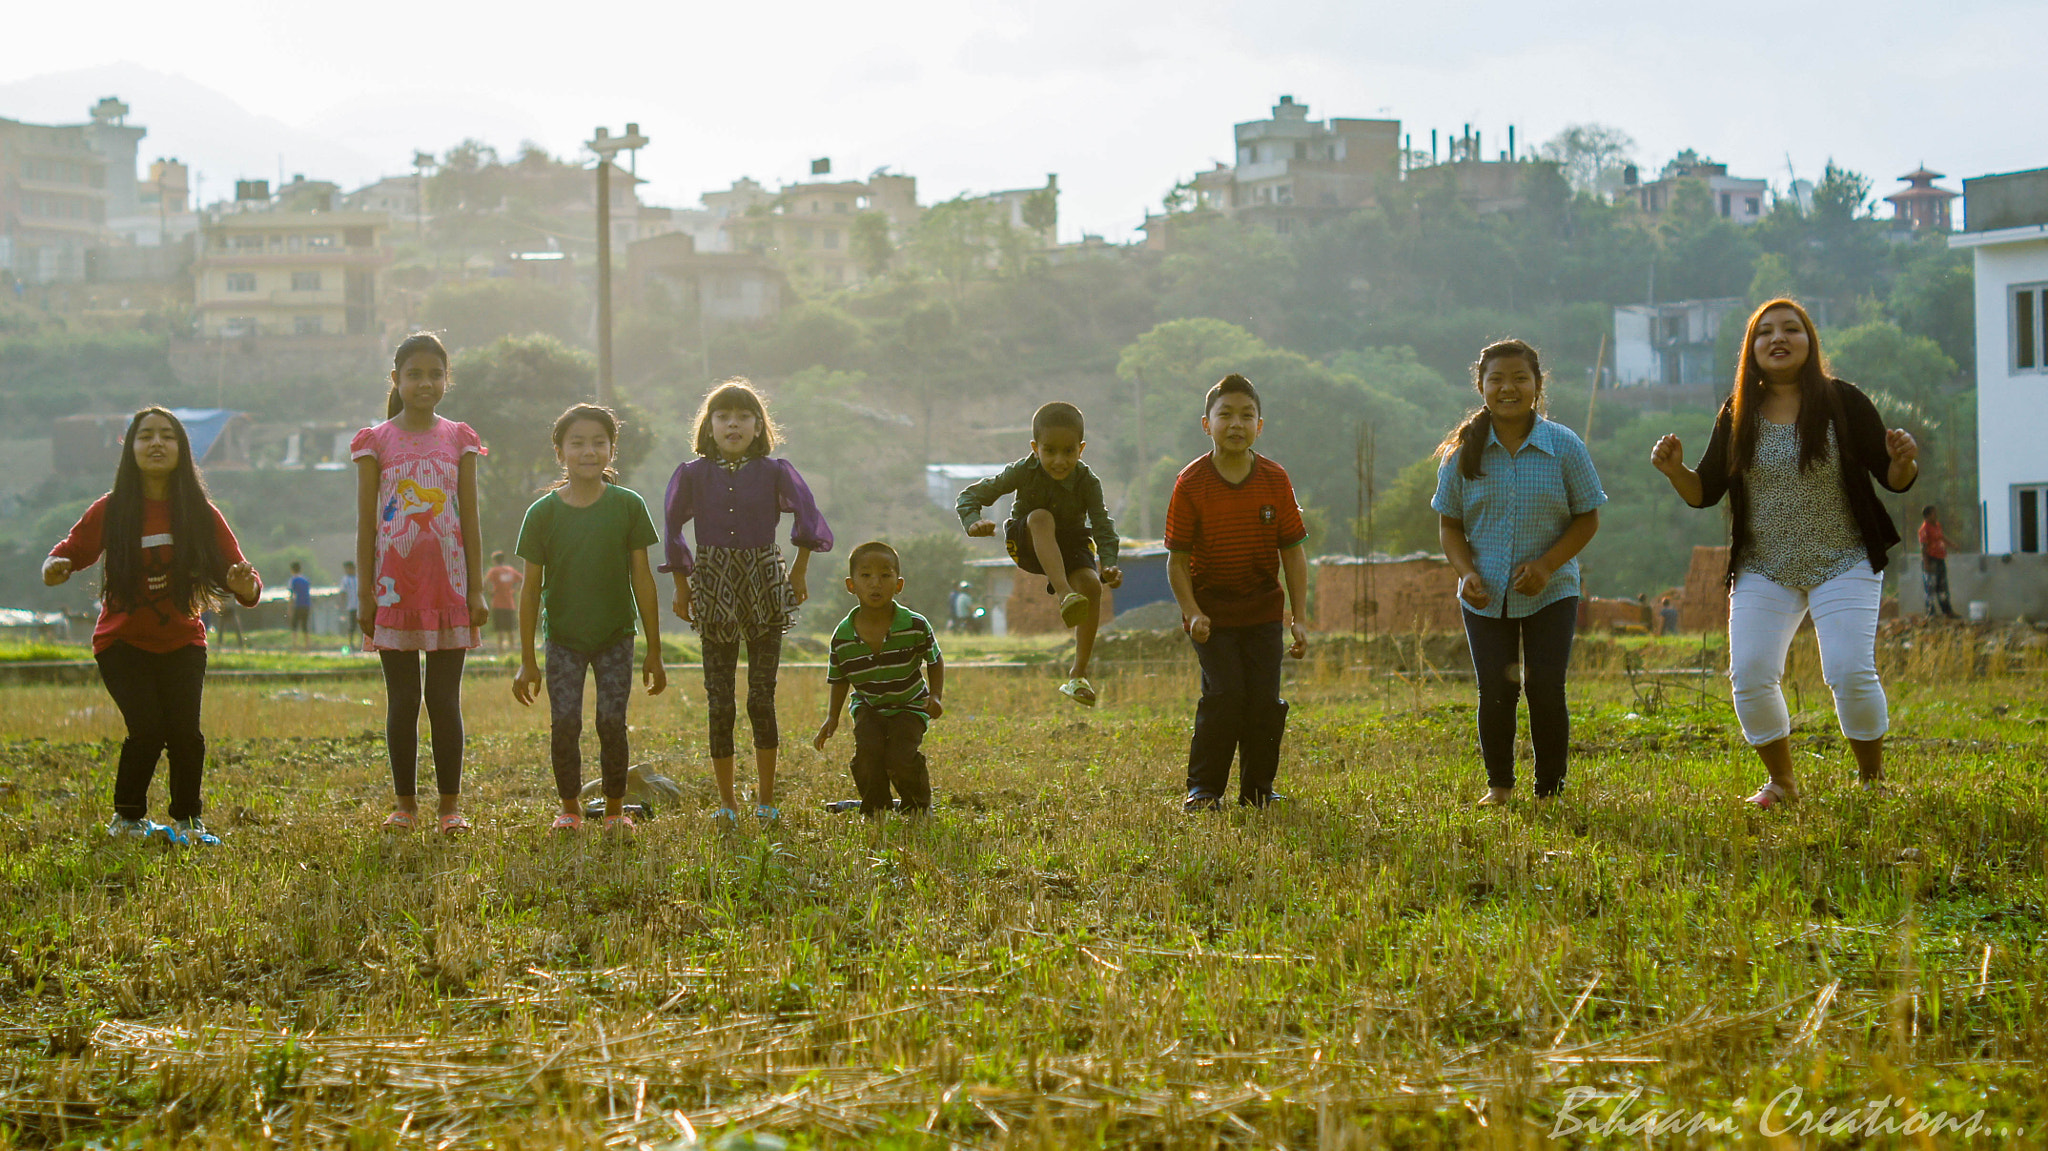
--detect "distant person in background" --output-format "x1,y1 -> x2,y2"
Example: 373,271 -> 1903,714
212,601 -> 244,650
1636,593 -> 1652,631
1659,596 -> 1680,636
1435,340 -> 1605,807
44,406 -> 262,845
1918,505 -> 1958,619
484,551 -> 523,653
339,560 -> 359,640
287,561 -> 313,650
1651,298 -> 1918,806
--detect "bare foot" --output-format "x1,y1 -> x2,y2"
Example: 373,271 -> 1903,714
1476,787 -> 1513,807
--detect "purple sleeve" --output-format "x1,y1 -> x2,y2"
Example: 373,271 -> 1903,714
658,459 -> 697,576
776,460 -> 834,554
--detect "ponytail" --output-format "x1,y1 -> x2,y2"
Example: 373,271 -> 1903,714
1436,408 -> 1495,481
386,384 -> 403,419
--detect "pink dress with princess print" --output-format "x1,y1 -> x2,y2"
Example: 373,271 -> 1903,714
350,416 -> 486,651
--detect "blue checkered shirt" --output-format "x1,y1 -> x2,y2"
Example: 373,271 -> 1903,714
1431,416 -> 1607,619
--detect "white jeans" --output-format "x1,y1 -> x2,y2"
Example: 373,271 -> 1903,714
1727,561 -> 1889,746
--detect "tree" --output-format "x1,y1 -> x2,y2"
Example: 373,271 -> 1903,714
1368,454 -> 1447,555
906,197 -> 1007,300
447,335 -> 653,549
420,278 -> 582,353
1826,321 -> 1959,408
1538,124 -> 1637,197
850,212 -> 895,279
1888,242 -> 1974,370
1020,188 -> 1057,239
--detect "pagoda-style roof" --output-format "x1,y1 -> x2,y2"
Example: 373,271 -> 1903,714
1900,166 -> 1946,183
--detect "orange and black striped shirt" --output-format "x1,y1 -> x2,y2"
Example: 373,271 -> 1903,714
1164,453 -> 1306,628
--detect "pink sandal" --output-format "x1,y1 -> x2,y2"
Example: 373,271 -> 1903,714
382,809 -> 417,831
551,811 -> 583,831
1746,781 -> 1794,809
602,812 -> 636,834
438,812 -> 473,835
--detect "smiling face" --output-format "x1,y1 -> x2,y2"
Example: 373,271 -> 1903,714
391,351 -> 448,414
845,553 -> 903,610
1478,355 -> 1541,424
1751,307 -> 1811,381
1031,426 -> 1084,482
1202,392 -> 1263,455
710,406 -> 761,460
131,412 -> 181,478
556,417 -> 615,481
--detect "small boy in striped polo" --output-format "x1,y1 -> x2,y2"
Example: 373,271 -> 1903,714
1165,374 -> 1310,811
814,541 -> 945,814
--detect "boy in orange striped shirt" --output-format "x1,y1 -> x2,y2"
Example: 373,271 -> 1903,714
1164,374 -> 1310,811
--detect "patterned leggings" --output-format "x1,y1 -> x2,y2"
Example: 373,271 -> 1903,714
702,630 -> 781,759
546,636 -> 636,801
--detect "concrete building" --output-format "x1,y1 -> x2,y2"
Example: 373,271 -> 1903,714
626,232 -> 785,327
0,114 -> 111,283
1951,166 -> 2048,562
1612,299 -> 1744,387
82,99 -> 145,220
109,157 -> 199,248
1884,167 -> 1959,233
1626,150 -> 1768,225
1406,157 -> 1564,215
1188,96 -> 1400,235
342,175 -> 424,225
725,171 -> 920,286
974,174 -> 1058,245
192,208 -> 392,337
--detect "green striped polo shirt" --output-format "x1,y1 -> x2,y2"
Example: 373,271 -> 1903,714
826,604 -> 942,723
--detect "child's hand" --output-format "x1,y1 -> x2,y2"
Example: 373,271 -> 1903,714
358,596 -> 376,637
468,592 -> 489,628
512,660 -> 542,706
643,648 -> 667,696
1187,613 -> 1212,644
966,520 -> 996,538
1650,434 -> 1686,477
812,715 -> 839,750
1288,622 -> 1308,659
1511,560 -> 1555,596
1458,574 -> 1491,608
924,696 -> 945,720
672,585 -> 693,623
224,561 -> 259,602
42,557 -> 72,586
1101,566 -> 1123,589
789,563 -> 809,606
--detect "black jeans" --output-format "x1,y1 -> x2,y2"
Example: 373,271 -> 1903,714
1460,597 -> 1578,796
1185,620 -> 1287,804
850,709 -> 930,814
380,649 -> 467,797
95,642 -> 208,821
1922,556 -> 1954,617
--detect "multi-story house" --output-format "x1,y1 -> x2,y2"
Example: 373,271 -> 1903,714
192,205 -> 392,338
725,171 -> 920,286
1953,166 -> 2048,555
0,113 -> 111,283
1626,150 -> 1769,225
1187,96 -> 1400,235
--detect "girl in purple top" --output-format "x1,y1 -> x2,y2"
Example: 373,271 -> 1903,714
662,379 -> 833,823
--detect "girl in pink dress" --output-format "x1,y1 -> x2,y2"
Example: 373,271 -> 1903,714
352,332 -> 489,833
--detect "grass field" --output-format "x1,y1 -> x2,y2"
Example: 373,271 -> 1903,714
0,630 -> 2044,1148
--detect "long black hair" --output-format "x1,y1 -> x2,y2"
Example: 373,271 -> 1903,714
101,407 -> 235,616
1436,338 -> 1546,480
386,332 -> 451,419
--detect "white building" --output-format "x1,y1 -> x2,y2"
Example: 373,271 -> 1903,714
1612,299 -> 1744,386
1626,151 -> 1769,225
1951,166 -> 2048,554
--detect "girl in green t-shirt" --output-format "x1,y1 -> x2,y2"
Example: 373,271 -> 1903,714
512,404 -> 668,832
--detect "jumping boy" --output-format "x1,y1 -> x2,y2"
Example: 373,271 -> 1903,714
957,401 -> 1120,706
1166,374 -> 1310,811
814,542 -> 944,814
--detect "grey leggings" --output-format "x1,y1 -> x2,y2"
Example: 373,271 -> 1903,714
702,630 -> 780,759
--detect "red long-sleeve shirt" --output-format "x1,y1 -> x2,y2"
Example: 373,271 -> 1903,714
48,494 -> 261,654
1918,520 -> 1947,560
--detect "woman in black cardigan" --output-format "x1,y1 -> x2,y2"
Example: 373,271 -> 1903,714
1651,298 -> 1918,807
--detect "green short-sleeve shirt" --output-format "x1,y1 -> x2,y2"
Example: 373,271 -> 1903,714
515,485 -> 660,653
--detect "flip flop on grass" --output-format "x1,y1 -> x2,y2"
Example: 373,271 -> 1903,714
1059,677 -> 1097,707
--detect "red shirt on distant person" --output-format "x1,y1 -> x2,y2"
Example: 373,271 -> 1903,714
1917,519 -> 1947,560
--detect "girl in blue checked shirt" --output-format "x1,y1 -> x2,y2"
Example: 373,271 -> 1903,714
1432,339 -> 1606,806
661,379 -> 833,825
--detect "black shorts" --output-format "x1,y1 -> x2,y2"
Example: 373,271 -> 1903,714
289,605 -> 311,632
1004,517 -> 1098,594
491,607 -> 516,634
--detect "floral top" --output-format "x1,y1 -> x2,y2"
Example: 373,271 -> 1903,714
351,416 -> 485,651
1743,421 -> 1867,589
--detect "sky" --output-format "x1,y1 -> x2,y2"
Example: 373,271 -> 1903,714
2,0 -> 2042,242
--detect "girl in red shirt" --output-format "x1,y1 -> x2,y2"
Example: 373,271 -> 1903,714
45,407 -> 262,843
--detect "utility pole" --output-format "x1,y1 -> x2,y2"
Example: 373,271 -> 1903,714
586,123 -> 649,406
411,151 -> 434,241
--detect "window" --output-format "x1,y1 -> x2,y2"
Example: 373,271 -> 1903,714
2019,486 -> 2047,554
2014,283 -> 2048,372
1720,193 -> 1732,216
223,317 -> 259,336
1745,197 -> 1760,215
834,201 -> 848,213
822,228 -> 840,250
226,273 -> 257,292
292,272 -> 321,291
797,227 -> 814,248
294,316 -> 323,335
1295,143 -> 1308,160
232,233 -> 264,252
287,234 -> 303,253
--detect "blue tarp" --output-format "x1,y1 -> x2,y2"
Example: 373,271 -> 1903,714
166,408 -> 236,464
